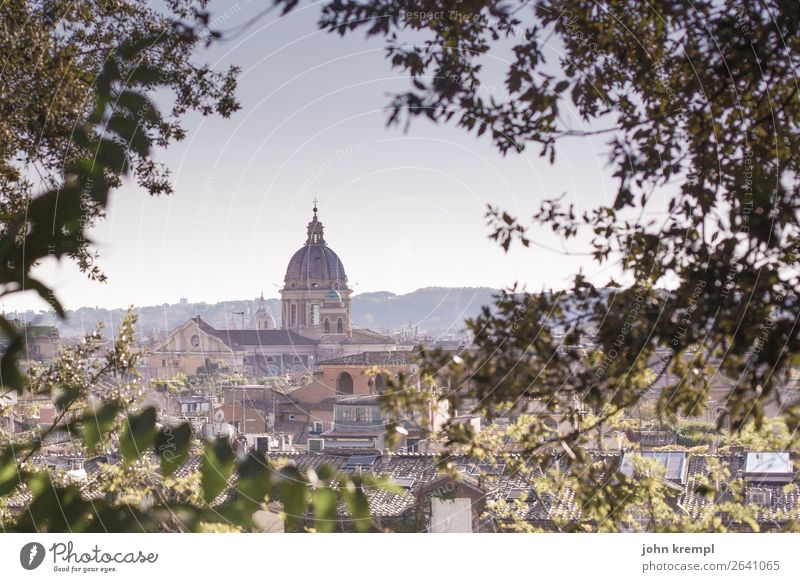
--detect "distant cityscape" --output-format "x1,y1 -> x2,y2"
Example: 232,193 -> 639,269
5,286 -> 496,342
2,205 -> 799,533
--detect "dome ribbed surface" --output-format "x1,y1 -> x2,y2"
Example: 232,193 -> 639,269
284,244 -> 347,287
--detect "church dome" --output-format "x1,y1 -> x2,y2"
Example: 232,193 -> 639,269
284,205 -> 348,290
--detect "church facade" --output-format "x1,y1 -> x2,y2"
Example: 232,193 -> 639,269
147,205 -> 397,379
280,203 -> 352,340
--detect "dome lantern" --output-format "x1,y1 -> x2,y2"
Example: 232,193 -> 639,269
283,203 -> 348,290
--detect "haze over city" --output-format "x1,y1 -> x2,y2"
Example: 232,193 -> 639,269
2,2 -> 628,313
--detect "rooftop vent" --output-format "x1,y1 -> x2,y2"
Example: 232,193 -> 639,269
394,476 -> 416,489
505,489 -> 528,501
468,463 -> 506,476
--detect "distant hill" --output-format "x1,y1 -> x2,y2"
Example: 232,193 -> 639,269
352,287 -> 497,331
4,287 -> 500,339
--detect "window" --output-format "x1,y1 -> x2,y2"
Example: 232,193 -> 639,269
746,489 -> 772,506
337,372 -> 353,394
374,374 -> 386,391
337,317 -> 344,333
290,304 -> 296,325
323,318 -> 330,333
341,406 -> 373,423
311,304 -> 320,326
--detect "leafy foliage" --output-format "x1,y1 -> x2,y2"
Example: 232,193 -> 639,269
285,0 -> 800,530
0,4 -> 387,533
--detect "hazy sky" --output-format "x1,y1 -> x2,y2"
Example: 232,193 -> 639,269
5,1 -> 633,313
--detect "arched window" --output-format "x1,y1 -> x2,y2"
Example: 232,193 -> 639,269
374,374 -> 386,391
323,318 -> 330,333
337,372 -> 354,395
337,317 -> 344,333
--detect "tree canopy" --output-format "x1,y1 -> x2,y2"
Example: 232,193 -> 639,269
0,1 -> 383,533
2,0 -> 800,532
286,0 -> 800,529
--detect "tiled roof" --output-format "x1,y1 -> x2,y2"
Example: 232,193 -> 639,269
340,328 -> 395,345
680,454 -> 800,525
191,317 -> 318,347
318,350 -> 418,367
265,452 -> 446,519
7,446 -> 798,530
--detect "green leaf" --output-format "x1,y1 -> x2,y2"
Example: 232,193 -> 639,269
118,36 -> 164,60
0,447 -> 25,496
127,65 -> 162,85
82,402 -> 121,453
115,90 -> 160,123
14,474 -> 90,533
201,438 -> 235,504
155,422 -> 192,477
276,465 -> 309,531
312,487 -> 339,533
0,317 -> 27,393
54,384 -> 82,411
316,464 -> 335,481
106,115 -> 150,156
119,407 -> 157,463
340,476 -> 371,532
234,453 -> 272,511
94,138 -> 128,173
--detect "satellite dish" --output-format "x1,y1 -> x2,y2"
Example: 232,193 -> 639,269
214,409 -> 225,423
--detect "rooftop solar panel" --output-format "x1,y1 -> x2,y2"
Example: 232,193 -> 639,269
621,451 -> 688,484
344,454 -> 378,468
